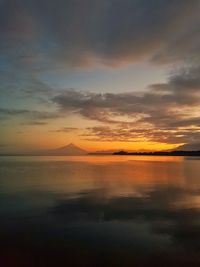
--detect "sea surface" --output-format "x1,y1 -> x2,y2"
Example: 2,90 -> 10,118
0,155 -> 200,266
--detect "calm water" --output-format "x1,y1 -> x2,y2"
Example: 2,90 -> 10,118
1,155 -> 200,267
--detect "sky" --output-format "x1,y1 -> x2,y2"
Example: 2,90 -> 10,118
1,0 -> 200,153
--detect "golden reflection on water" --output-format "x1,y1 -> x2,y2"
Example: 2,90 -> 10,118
1,156 -> 199,202
2,155 -> 185,163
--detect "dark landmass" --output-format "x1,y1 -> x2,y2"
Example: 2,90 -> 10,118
89,152 -> 113,155
113,150 -> 200,156
1,143 -> 200,157
46,143 -> 87,155
89,149 -> 117,155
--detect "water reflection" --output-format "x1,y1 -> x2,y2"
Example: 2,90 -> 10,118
0,156 -> 200,266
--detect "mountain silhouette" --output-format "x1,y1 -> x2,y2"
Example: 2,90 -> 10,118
47,143 -> 87,155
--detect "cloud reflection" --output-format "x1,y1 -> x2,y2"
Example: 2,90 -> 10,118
51,185 -> 200,254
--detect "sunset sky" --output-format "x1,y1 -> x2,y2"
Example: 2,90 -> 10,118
1,0 -> 200,153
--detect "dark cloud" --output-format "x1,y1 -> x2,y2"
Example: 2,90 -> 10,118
1,0 -> 200,149
0,0 -> 200,68
54,127 -> 80,133
178,143 -> 200,151
23,121 -> 48,126
0,144 -> 8,147
53,64 -> 200,116
0,107 -> 62,124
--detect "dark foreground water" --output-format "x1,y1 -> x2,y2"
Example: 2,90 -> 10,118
1,155 -> 200,267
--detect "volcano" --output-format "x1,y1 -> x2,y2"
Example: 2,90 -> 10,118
47,143 -> 87,155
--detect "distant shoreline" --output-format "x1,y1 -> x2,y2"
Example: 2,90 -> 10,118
1,151 -> 200,157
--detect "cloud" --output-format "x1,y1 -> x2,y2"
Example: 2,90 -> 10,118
52,65 -> 200,145
1,0 -> 200,149
23,121 -> 48,126
177,143 -> 200,151
81,126 -> 147,142
0,0 -> 200,69
0,107 -> 62,124
0,144 -> 8,147
54,127 -> 80,133
0,68 -> 55,103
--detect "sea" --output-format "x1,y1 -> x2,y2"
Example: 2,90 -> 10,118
0,155 -> 200,266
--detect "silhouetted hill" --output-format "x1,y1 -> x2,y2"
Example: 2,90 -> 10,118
47,143 -> 87,155
113,150 -> 200,156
